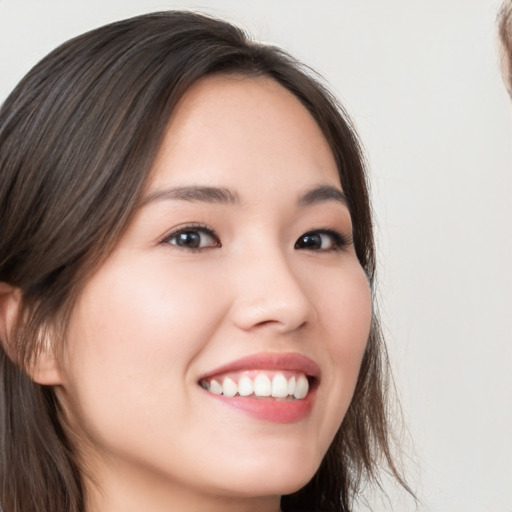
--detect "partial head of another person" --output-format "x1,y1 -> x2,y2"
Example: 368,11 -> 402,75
499,1 -> 512,95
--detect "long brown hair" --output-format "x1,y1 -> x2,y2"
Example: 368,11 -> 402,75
0,11 -> 410,512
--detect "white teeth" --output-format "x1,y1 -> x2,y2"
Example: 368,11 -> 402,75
209,379 -> 222,395
238,375 -> 254,396
253,374 -> 272,397
271,374 -> 289,398
222,377 -> 238,397
287,376 -> 296,396
293,374 -> 309,399
202,372 -> 311,400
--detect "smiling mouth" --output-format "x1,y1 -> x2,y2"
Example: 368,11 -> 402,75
197,353 -> 320,423
199,370 -> 314,400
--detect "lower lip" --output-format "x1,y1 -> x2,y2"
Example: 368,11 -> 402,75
203,388 -> 316,424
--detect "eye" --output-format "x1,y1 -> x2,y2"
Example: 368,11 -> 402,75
294,229 -> 350,252
162,224 -> 221,251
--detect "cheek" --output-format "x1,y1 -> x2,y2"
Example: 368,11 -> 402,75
70,255 -> 226,358
333,267 -> 371,377
311,263 -> 372,439
58,256 -> 228,432
331,270 -> 372,359
313,259 -> 372,359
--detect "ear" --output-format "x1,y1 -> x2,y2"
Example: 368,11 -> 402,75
0,282 -> 63,386
0,282 -> 22,353
29,334 -> 64,386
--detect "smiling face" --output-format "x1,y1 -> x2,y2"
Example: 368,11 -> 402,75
53,75 -> 372,512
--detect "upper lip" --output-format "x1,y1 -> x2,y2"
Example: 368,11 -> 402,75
198,352 -> 321,381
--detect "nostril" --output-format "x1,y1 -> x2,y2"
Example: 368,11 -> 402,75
233,303 -> 312,334
252,318 -> 307,328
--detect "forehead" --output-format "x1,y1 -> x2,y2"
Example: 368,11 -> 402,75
148,74 -> 340,194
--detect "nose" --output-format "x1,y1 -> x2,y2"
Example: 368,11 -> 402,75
229,248 -> 317,334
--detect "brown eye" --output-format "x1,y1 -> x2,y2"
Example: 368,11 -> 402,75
164,225 -> 221,251
294,230 -> 349,252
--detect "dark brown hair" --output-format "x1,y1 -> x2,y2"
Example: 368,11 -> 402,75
0,11 -> 410,512
499,1 -> 512,94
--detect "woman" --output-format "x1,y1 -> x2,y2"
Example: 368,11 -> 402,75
0,11 -> 410,512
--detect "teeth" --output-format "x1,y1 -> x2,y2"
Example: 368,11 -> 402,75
293,374 -> 309,399
287,376 -> 296,396
201,371 -> 311,400
209,379 -> 222,395
253,374 -> 272,397
222,377 -> 238,397
238,375 -> 254,396
271,374 -> 289,398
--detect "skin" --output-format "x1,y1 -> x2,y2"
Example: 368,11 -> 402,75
42,75 -> 372,512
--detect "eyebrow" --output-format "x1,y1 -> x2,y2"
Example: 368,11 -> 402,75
297,184 -> 348,208
141,186 -> 240,206
141,183 -> 348,208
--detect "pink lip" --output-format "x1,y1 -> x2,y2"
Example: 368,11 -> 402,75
199,352 -> 321,380
198,352 -> 320,424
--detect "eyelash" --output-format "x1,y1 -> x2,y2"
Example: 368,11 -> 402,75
161,224 -> 351,253
294,228 -> 351,252
161,223 -> 221,253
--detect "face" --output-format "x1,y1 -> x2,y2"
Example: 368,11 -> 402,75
54,75 -> 372,511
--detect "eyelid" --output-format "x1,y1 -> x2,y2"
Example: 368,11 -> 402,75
158,223 -> 352,253
295,228 -> 353,252
160,223 -> 221,250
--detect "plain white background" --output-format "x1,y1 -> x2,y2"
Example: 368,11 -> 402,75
0,1 -> 510,511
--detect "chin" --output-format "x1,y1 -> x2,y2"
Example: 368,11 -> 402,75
208,446 -> 323,498
220,471 -> 315,500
